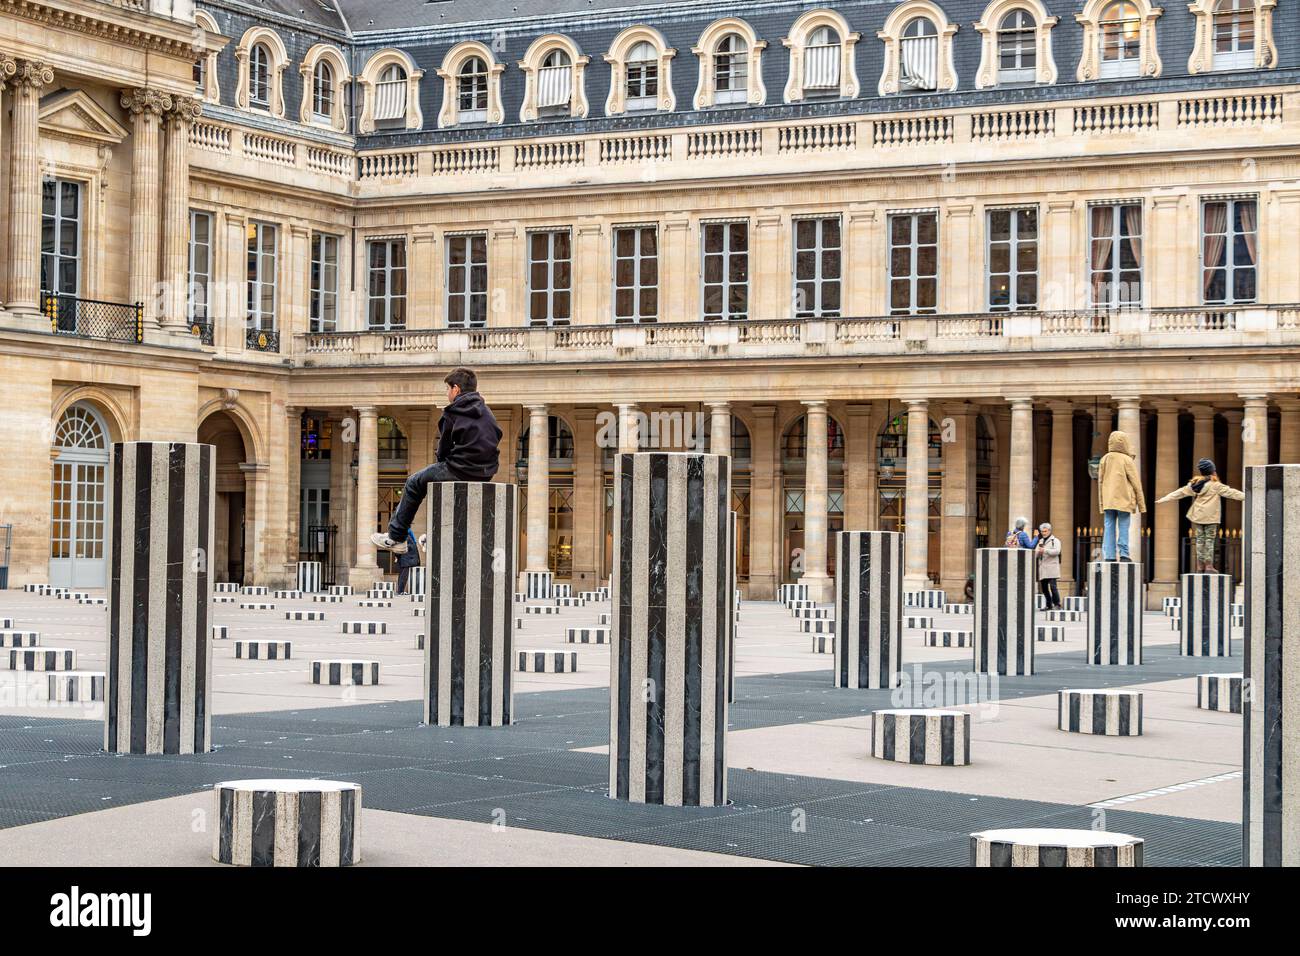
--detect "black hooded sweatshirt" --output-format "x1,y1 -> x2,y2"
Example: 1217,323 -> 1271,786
436,390 -> 501,481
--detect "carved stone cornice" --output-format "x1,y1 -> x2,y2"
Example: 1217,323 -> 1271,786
0,0 -> 207,57
121,88 -> 174,117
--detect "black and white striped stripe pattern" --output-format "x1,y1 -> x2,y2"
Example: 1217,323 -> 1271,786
974,548 -> 1035,676
801,618 -> 835,633
239,602 -> 275,611
341,621 -> 385,635
871,709 -> 970,765
285,611 -> 326,621
243,586 -> 268,596
212,625 -> 228,640
810,634 -> 835,654
22,584 -> 46,593
523,605 -> 560,615
553,583 -> 572,598
1036,625 -> 1065,642
905,589 -> 947,609
523,571 -> 553,600
214,780 -> 361,867
925,630 -> 970,647
413,607 -> 426,617
554,596 -> 586,607
235,640 -> 291,660
48,671 -> 105,702
370,582 -> 395,595
78,596 -> 107,606
409,566 -> 427,597
1198,673 -> 1243,714
1170,615 -> 1181,631
1244,464 -> 1300,866
904,615 -> 933,629
517,649 -> 578,673
0,631 -> 39,647
1180,573 -> 1231,658
328,585 -> 353,596
610,452 -> 729,807
832,530 -> 894,686
1045,609 -> 1082,622
578,590 -> 603,602
0,618 -> 12,628
793,607 -> 833,619
297,561 -> 322,593
1057,689 -> 1143,736
424,482 -> 517,728
943,603 -> 973,615
1163,597 -> 1181,616
215,582 -> 239,593
313,594 -> 344,603
1232,604 -> 1245,628
1087,560 -> 1143,666
9,648 -> 75,671
358,599 -> 392,609
970,829 -> 1143,867
273,590 -> 302,600
779,583 -> 809,605
214,596 -> 235,604
726,509 -> 736,704
566,627 -> 609,644
106,442 -> 214,756
1064,596 -> 1088,613
598,612 -> 610,625
311,660 -> 380,686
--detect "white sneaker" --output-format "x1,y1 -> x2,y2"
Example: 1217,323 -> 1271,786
370,532 -> 408,555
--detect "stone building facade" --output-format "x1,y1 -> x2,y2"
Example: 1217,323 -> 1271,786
1,0 -> 1297,603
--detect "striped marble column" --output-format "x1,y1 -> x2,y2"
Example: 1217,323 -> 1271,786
727,510 -> 736,704
610,452 -> 729,807
971,829 -> 1143,867
424,482 -> 517,727
1087,560 -> 1144,666
1244,464 -> 1300,866
974,548 -> 1035,676
833,531 -> 903,690
1198,673 -> 1243,714
871,709 -> 970,765
214,780 -> 361,867
106,442 -> 215,756
1180,573 -> 1231,658
523,570 -> 553,600
296,561 -> 322,593
1058,689 -> 1143,736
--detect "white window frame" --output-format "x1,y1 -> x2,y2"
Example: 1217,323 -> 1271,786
458,58 -> 489,123
793,215 -> 842,318
312,60 -> 335,121
246,221 -> 277,331
1087,202 -> 1143,310
446,232 -> 489,329
41,177 -> 82,297
250,43 -> 271,107
888,211 -> 939,316
188,209 -> 213,322
714,34 -> 749,104
612,224 -> 659,324
900,17 -> 940,91
803,26 -> 842,94
527,228 -> 572,327
1099,1 -> 1142,78
310,232 -> 340,333
625,42 -> 659,111
986,207 -> 1039,312
367,238 -> 407,331
997,9 -> 1038,84
701,220 -> 749,321
300,486 -> 330,551
1212,0 -> 1255,69
1201,197 -> 1257,305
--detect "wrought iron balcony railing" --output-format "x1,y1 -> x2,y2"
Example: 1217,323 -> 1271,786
44,293 -> 142,344
245,326 -> 280,352
189,319 -> 214,346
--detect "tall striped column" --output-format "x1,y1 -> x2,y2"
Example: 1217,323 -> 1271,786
106,442 -> 215,755
610,452 -> 729,807
1180,573 -> 1231,658
423,482 -> 517,727
1244,464 -> 1300,866
296,561 -> 322,593
834,531 -> 903,689
727,509 -> 736,704
1087,560 -> 1144,665
974,548 -> 1035,676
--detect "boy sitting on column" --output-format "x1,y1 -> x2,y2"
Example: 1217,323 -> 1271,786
1097,430 -> 1146,562
1154,458 -> 1243,573
371,367 -> 502,555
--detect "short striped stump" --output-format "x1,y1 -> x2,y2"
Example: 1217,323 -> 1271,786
21,584 -> 47,593
523,570 -> 553,601
552,583 -> 572,598
810,635 -> 835,654
78,596 -> 106,606
1036,625 -> 1065,642
239,602 -> 275,611
1170,616 -> 1181,631
904,615 -> 933,629
554,596 -> 585,607
297,561 -> 322,593
212,625 -> 229,640
870,709 -> 971,766
1181,573 -> 1231,657
597,612 -> 610,625
214,596 -> 236,604
577,591 -> 602,602
517,650 -> 578,673
341,621 -> 386,635
788,600 -> 817,612
1163,597 -> 1181,615
970,829 -> 1143,867
311,660 -> 380,686
357,599 -> 391,609
243,586 -> 269,596
1045,609 -> 1082,622
215,583 -> 239,593
413,607 -> 426,618
779,583 -> 810,605
800,618 -> 835,633
793,607 -> 832,619
943,603 -> 973,615
234,640 -> 290,660
48,671 -> 106,702
1058,689 -> 1143,736
0,631 -> 39,648
925,630 -> 970,648
523,605 -> 560,615
0,618 -> 12,628
8,648 -> 75,671
905,590 -> 947,609
285,611 -> 326,622
273,590 -> 302,600
314,594 -> 344,603
1064,596 -> 1089,612
328,585 -> 354,596
566,627 -> 609,644
214,779 -> 361,867
1198,673 -> 1244,714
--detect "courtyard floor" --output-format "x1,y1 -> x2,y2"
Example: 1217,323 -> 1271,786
0,587 -> 1243,866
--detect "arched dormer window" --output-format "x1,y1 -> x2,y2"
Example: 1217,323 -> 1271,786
604,26 -> 676,115
974,0 -> 1059,88
193,11 -> 222,105
1188,0 -> 1276,73
436,42 -> 505,127
300,44 -> 351,130
694,19 -> 768,109
359,49 -> 424,133
235,28 -> 288,117
1075,0 -> 1162,81
877,3 -> 959,95
783,10 -> 861,102
518,35 -> 589,122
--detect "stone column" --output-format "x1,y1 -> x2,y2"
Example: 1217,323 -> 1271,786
707,402 -> 731,457
285,405 -> 301,576
616,403 -> 640,454
1116,397 -> 1144,563
834,531 -> 903,689
748,405 -> 778,599
1153,402 -> 1181,594
1180,573 -> 1231,657
939,404 -> 975,598
162,97 -> 200,329
843,403 -> 874,532
1007,398 -> 1035,531
1277,398 -> 1300,464
1048,401 -> 1075,592
1190,404 -> 1216,465
571,407 -> 600,588
1089,406 -> 1112,531
0,54 -> 14,302
525,404 -> 549,573
350,406 -> 379,585
1223,409 -> 1243,530
121,88 -> 173,316
1087,560 -> 1144,665
1242,396 -> 1270,471
800,400 -> 831,601
6,60 -> 53,315
903,399 -> 930,590
974,547 -> 1035,676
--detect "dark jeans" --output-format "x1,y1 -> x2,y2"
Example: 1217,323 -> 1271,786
387,460 -> 455,540
1040,578 -> 1060,610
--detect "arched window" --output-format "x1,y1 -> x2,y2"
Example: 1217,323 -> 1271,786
313,60 -> 335,119
1099,1 -> 1142,77
900,17 -> 939,90
626,41 -> 659,110
782,415 -> 846,460
458,57 -> 489,121
375,63 -> 408,125
998,9 -> 1037,82
50,402 -> 110,588
803,25 -> 841,94
249,43 -> 271,106
537,49 -> 573,114
714,34 -> 749,104
1213,0 -> 1255,68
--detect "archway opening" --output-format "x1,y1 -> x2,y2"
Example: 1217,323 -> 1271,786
781,413 -> 845,583
199,411 -> 252,585
517,415 -> 575,577
49,402 -> 110,588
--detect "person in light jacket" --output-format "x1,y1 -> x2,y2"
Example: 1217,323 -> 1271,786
1033,522 -> 1063,610
1097,430 -> 1146,561
1005,516 -> 1033,549
1154,458 -> 1245,573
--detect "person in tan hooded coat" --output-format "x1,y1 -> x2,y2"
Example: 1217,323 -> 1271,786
1097,430 -> 1146,561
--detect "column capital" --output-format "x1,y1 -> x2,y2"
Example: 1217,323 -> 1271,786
1240,394 -> 1270,407
1112,395 -> 1143,410
166,95 -> 203,128
1274,396 -> 1300,412
614,402 -> 638,411
353,405 -> 378,418
120,87 -> 173,117
801,399 -> 828,413
11,59 -> 53,91
1045,399 -> 1074,414
1187,403 -> 1217,418
1006,397 -> 1035,411
1150,399 -> 1182,415
902,398 -> 929,409
525,403 -> 549,417
704,400 -> 731,411
0,54 -> 16,88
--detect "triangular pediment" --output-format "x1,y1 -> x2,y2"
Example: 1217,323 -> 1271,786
39,90 -> 130,145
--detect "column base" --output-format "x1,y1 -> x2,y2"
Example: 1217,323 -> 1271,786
746,573 -> 777,601
798,573 -> 833,603
1,307 -> 50,334
1148,580 -> 1178,603
902,574 -> 931,593
348,565 -> 381,590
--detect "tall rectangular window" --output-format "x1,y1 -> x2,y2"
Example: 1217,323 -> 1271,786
446,233 -> 488,328
888,211 -> 938,315
702,220 -> 749,320
188,210 -> 213,323
527,229 -> 571,326
310,233 -> 339,333
793,216 -> 841,318
1202,198 -> 1257,304
41,178 -> 82,296
613,224 -> 658,323
987,207 -> 1038,311
367,238 -> 407,330
246,221 -> 277,330
1088,203 -> 1142,309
